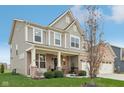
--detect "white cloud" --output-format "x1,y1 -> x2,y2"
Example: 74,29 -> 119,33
71,5 -> 124,24
71,5 -> 88,24
71,5 -> 104,25
0,43 -> 10,64
108,6 -> 124,23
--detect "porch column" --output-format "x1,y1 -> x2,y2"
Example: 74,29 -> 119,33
57,51 -> 62,71
30,48 -> 37,78
31,48 -> 36,67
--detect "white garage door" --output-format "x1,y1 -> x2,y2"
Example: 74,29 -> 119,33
99,63 -> 113,74
81,62 -> 114,75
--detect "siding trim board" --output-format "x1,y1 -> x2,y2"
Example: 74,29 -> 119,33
48,30 -> 50,46
25,25 -> 28,41
49,10 -> 75,27
65,33 -> 66,48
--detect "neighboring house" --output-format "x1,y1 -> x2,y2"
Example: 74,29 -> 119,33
111,45 -> 124,73
81,43 -> 116,75
9,10 -> 116,76
98,43 -> 116,74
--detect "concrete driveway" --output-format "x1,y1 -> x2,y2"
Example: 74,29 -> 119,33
98,74 -> 124,81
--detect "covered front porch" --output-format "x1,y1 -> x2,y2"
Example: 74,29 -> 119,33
26,47 -> 80,76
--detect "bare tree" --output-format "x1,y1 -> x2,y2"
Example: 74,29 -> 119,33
84,6 -> 105,78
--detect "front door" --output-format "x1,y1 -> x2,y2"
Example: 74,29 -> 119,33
54,58 -> 57,70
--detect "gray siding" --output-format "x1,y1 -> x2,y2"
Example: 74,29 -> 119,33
111,46 -> 124,72
50,31 -> 54,46
27,26 -> 33,42
10,21 -> 27,75
66,33 -> 70,48
10,11 -> 85,76
52,14 -> 73,29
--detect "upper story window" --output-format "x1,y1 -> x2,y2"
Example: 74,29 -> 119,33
54,32 -> 61,46
70,35 -> 80,49
66,16 -> 70,24
34,28 -> 43,43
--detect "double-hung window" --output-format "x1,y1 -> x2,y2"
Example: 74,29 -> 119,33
36,54 -> 46,68
70,35 -> 80,49
54,32 -> 61,46
34,28 -> 43,43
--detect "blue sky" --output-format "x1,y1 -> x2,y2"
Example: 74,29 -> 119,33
0,5 -> 124,64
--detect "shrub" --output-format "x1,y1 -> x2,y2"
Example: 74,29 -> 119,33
54,70 -> 64,78
44,70 -> 64,79
0,64 -> 4,73
78,70 -> 86,76
44,71 -> 54,79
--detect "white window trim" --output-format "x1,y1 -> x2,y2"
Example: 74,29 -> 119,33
54,32 -> 61,47
65,33 -> 66,48
48,30 -> 51,46
70,34 -> 80,49
38,54 -> 46,68
25,25 -> 28,41
33,27 -> 43,44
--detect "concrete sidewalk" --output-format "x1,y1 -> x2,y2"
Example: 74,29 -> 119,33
98,74 -> 124,81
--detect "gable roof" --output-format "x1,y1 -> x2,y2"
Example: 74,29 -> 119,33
9,10 -> 85,44
9,19 -> 67,44
105,43 -> 117,58
64,20 -> 84,35
9,19 -> 18,44
49,9 -> 75,27
48,9 -> 85,36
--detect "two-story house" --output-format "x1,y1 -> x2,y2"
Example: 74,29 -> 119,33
9,10 -> 88,76
9,10 -> 116,77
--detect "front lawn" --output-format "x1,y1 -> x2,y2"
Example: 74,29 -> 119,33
0,73 -> 124,87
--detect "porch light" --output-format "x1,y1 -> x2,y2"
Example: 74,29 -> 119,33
63,58 -> 65,61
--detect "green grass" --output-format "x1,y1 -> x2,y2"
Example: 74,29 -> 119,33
0,73 -> 124,87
